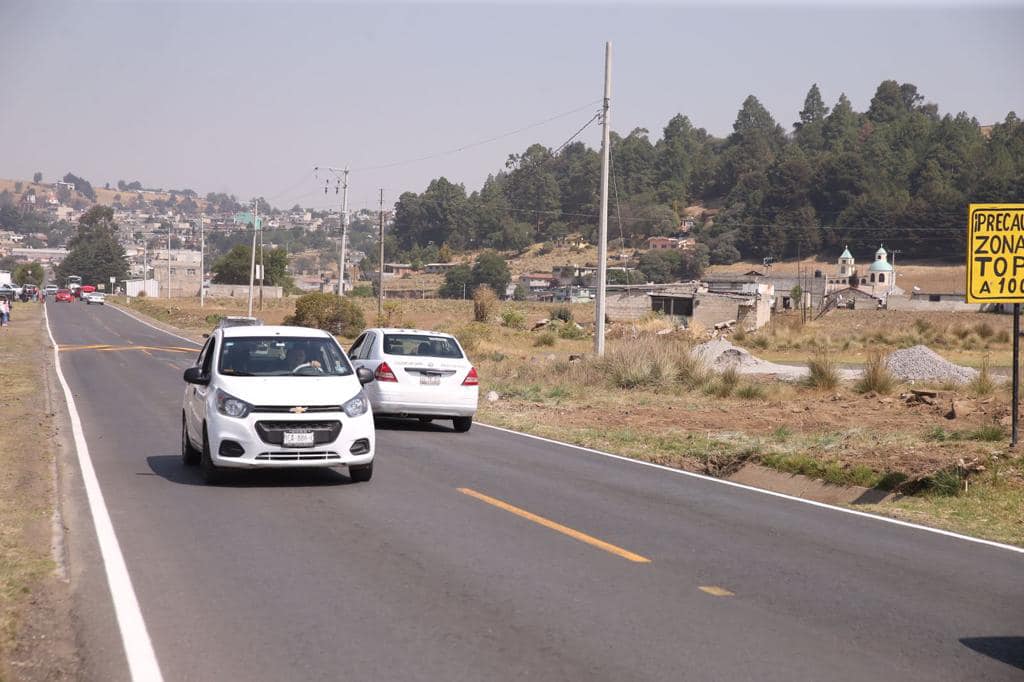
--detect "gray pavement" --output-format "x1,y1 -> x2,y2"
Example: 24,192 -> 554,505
47,300 -> 1024,681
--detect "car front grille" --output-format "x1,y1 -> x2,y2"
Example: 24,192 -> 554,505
254,421 -> 342,446
251,405 -> 343,414
255,451 -> 342,461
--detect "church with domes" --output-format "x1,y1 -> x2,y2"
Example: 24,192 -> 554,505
825,245 -> 900,299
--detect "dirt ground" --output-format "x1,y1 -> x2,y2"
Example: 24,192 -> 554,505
0,302 -> 78,681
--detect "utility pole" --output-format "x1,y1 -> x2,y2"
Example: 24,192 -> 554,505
594,41 -> 612,357
247,201 -> 258,317
199,213 -> 205,308
378,188 -> 385,319
166,221 -> 172,298
258,219 -> 265,311
340,168 -> 349,296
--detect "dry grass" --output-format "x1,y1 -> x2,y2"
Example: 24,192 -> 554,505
804,349 -> 840,390
855,351 -> 897,394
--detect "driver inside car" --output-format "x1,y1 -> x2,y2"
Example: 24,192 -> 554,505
286,346 -> 321,373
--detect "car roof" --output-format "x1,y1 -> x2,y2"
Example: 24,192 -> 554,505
220,325 -> 332,339
366,327 -> 456,339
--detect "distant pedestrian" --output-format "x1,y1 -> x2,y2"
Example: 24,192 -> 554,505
0,298 -> 10,328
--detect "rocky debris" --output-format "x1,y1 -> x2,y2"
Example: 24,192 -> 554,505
485,390 -> 500,403
569,354 -> 584,363
531,319 -> 550,331
713,319 -> 736,331
692,338 -> 859,381
886,345 -> 978,384
946,399 -> 976,420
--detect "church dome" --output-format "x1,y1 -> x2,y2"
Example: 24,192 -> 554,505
868,258 -> 893,273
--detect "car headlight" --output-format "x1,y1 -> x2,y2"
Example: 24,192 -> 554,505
342,391 -> 369,418
216,389 -> 252,418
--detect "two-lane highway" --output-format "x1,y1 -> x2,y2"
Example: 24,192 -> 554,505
47,299 -> 1024,680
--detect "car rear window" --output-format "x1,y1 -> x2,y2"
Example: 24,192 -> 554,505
382,334 -> 463,359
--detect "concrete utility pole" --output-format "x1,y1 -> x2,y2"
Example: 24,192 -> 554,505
594,41 -> 612,356
259,219 -> 265,311
378,188 -> 385,319
247,201 -> 258,317
166,222 -> 172,298
199,214 -> 205,307
339,168 -> 349,296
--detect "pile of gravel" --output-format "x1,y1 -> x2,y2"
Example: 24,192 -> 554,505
692,338 -> 761,369
885,345 -> 978,384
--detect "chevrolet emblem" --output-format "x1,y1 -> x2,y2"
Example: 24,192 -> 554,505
289,406 -> 308,414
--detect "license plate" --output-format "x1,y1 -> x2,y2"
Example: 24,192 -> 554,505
420,375 -> 441,385
283,431 -> 315,447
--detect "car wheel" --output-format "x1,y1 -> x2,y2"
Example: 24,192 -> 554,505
417,417 -> 433,424
452,416 -> 473,433
349,461 -> 373,483
200,425 -> 223,485
181,413 -> 200,466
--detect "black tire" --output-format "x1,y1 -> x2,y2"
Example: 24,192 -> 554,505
452,416 -> 473,433
199,426 -> 223,485
417,417 -> 433,424
181,413 -> 200,466
349,461 -> 373,483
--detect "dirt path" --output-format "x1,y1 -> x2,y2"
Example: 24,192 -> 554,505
0,302 -> 78,680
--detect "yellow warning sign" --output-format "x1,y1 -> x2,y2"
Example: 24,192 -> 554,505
967,204 -> 1024,303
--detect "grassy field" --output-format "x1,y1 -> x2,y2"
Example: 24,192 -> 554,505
0,302 -> 73,679
120,294 -> 1024,546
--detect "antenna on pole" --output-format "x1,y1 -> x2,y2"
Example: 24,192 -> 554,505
594,41 -> 612,356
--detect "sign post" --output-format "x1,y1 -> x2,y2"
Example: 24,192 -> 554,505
967,204 -> 1024,446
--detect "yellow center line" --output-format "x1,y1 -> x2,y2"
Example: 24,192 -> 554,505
457,487 -> 651,563
60,344 -> 194,354
698,586 -> 735,597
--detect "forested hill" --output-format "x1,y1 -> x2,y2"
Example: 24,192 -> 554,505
388,80 -> 1023,265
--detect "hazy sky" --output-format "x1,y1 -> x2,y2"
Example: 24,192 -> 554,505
1,1 -> 1021,212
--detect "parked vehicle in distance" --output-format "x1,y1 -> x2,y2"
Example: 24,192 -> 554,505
84,292 -> 106,305
215,316 -> 262,330
181,325 -> 377,484
0,283 -> 22,298
55,289 -> 74,302
348,327 -> 479,432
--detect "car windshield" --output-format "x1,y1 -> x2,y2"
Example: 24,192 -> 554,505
382,334 -> 464,359
219,336 -> 354,377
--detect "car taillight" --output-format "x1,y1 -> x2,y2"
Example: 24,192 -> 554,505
375,361 -> 397,382
462,367 -> 479,386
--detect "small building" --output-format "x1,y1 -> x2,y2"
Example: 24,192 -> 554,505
649,283 -> 773,331
151,249 -> 203,297
518,273 -> 558,291
383,263 -> 416,277
647,236 -> 680,250
423,262 -> 457,275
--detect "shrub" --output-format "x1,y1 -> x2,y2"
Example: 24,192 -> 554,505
995,329 -> 1010,344
599,342 -> 677,390
974,321 -> 994,339
804,349 -> 840,390
377,300 -> 402,327
971,424 -> 1005,442
500,306 -> 526,330
675,351 -> 709,389
751,336 -> 769,350
473,285 -> 498,322
137,290 -> 147,298
534,331 -> 556,347
736,383 -> 765,400
968,356 -> 996,396
550,305 -> 573,323
855,351 -> 896,394
913,318 -> 932,335
456,323 -> 491,353
558,323 -> 585,340
287,292 -> 365,337
350,285 -> 374,297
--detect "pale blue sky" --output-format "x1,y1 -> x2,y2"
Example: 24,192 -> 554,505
1,1 -> 1021,211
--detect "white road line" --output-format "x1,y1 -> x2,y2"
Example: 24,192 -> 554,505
477,423 -> 1024,556
106,303 -> 201,346
44,304 -> 165,681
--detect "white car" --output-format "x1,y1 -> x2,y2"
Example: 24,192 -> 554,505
83,292 -> 106,305
182,325 -> 376,484
348,327 -> 479,432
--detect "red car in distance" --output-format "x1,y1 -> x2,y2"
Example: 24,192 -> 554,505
55,289 -> 74,302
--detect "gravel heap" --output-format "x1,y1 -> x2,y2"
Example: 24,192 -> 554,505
885,345 -> 978,384
692,338 -> 762,369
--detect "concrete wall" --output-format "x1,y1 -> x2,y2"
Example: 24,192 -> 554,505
886,297 -> 979,312
206,284 -> 284,299
693,294 -> 741,329
606,291 -> 651,321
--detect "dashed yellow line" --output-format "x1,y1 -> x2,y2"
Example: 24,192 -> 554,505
59,344 -> 195,354
457,487 -> 651,563
698,586 -> 735,597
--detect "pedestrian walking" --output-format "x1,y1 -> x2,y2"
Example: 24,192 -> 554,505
0,298 -> 10,328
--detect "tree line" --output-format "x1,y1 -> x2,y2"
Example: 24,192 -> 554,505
387,80 -> 1024,263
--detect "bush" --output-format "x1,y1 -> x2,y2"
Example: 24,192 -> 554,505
974,321 -> 994,339
550,305 -> 573,323
473,285 -> 498,322
804,349 -> 840,390
456,323 -> 491,353
855,351 -> 896,394
558,322 -> 585,340
350,285 -> 374,297
287,293 -> 365,337
599,342 -> 676,390
968,356 -> 996,396
377,300 -> 402,327
534,331 -> 556,347
500,306 -> 526,330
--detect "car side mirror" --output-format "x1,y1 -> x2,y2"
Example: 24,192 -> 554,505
356,367 -> 375,385
183,366 -> 210,385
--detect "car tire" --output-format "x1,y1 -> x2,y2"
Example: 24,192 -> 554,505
181,413 -> 200,466
452,416 -> 473,433
349,461 -> 373,483
200,425 -> 223,485
417,417 -> 433,424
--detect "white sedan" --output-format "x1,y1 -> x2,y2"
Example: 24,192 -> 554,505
348,327 -> 479,432
182,325 -> 377,484
83,292 -> 106,305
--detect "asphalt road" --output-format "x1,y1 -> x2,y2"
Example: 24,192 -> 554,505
47,299 -> 1024,681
